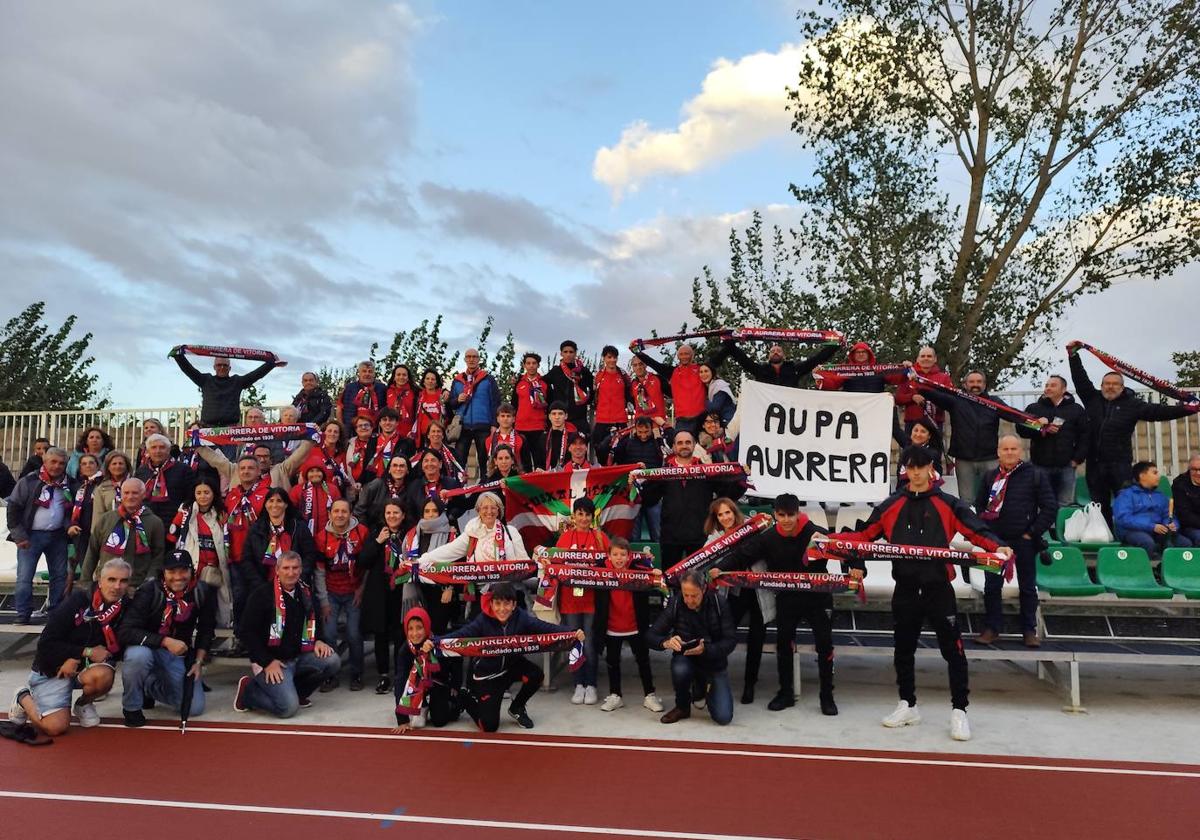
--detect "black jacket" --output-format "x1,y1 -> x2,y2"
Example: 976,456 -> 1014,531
1172,473 -> 1200,531
923,388 -> 1008,461
544,364 -> 595,429
725,342 -> 838,389
1016,393 -> 1090,468
118,578 -> 219,654
293,387 -> 333,425
239,515 -> 321,588
719,520 -> 825,574
1070,353 -> 1193,465
173,354 -> 275,426
33,586 -> 130,677
354,476 -> 411,530
646,589 -> 737,671
135,460 -> 197,524
639,470 -> 744,545
440,607 -> 567,681
241,579 -> 323,667
0,461 -> 15,498
404,476 -> 465,526
973,461 -> 1058,543
6,469 -> 69,543
846,486 -> 1005,585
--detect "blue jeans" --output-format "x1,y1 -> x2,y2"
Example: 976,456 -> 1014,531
1180,528 -> 1200,546
560,612 -> 596,686
636,502 -> 662,542
1122,529 -> 1193,558
1041,465 -> 1078,508
983,538 -> 1039,633
323,591 -> 363,677
121,645 -> 206,715
670,655 -> 732,725
242,653 -> 341,718
15,529 -> 69,619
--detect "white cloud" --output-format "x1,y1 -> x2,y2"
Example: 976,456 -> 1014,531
593,43 -> 807,199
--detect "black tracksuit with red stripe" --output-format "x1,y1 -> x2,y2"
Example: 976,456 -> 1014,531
842,486 -> 1005,710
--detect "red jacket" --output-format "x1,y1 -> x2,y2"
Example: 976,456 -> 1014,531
631,372 -> 666,421
289,480 -> 341,536
513,375 -> 549,432
554,528 -> 609,614
670,364 -> 706,419
386,385 -> 418,438
895,364 -> 952,426
593,368 -> 631,425
314,522 -> 368,596
485,429 -> 525,465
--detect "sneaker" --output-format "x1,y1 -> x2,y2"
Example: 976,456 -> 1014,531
411,710 -> 427,729
123,709 -> 146,728
15,614 -> 31,625
950,708 -> 971,741
233,676 -> 251,712
350,676 -> 364,692
297,696 -> 312,709
820,694 -> 839,716
508,706 -> 535,729
571,684 -> 586,705
767,692 -> 796,712
9,687 -> 30,725
319,676 -> 339,693
600,693 -> 624,712
692,694 -> 707,710
30,608 -> 49,621
642,692 -> 664,713
660,707 -> 690,724
583,686 -> 598,705
881,700 -> 921,728
375,676 -> 393,695
74,698 -> 100,728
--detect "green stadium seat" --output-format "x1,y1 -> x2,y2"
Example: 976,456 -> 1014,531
1074,475 -> 1090,506
1158,475 -> 1172,499
1037,546 -> 1105,596
1161,548 -> 1200,599
629,541 -> 662,570
1050,506 -> 1119,552
1096,547 -> 1174,599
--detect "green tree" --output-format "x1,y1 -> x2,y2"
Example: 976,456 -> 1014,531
775,0 -> 1200,385
0,302 -> 109,410
1172,350 -> 1200,386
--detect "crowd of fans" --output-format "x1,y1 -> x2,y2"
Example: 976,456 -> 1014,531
5,335 -> 1198,745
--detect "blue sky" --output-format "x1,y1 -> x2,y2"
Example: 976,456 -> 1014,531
1,1 -> 1194,408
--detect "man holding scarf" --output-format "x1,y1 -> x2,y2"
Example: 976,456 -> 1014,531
723,339 -> 836,390
118,549 -> 218,726
234,550 -> 339,718
135,433 -> 196,523
895,346 -> 953,430
973,436 -> 1057,647
546,340 -> 594,436
171,348 -> 278,427
5,446 -> 72,623
918,371 -> 1009,501
449,348 -> 501,482
9,558 -> 132,738
81,478 -> 166,588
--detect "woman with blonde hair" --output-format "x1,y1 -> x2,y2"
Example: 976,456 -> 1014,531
704,496 -> 765,705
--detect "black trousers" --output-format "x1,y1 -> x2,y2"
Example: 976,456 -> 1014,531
521,430 -> 546,471
1085,459 -> 1129,526
593,422 -> 624,464
604,633 -> 655,697
455,425 -> 491,483
730,589 -> 766,686
774,593 -> 834,696
892,579 -> 968,710
462,657 -> 543,732
397,682 -> 457,728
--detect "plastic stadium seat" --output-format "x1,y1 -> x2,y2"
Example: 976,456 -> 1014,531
1161,548 -> 1200,599
1052,506 -> 1119,552
967,565 -> 1017,598
1038,546 -> 1106,596
628,541 -> 662,570
1096,547 -> 1174,599
859,560 -> 894,600
1074,475 -> 1091,506
1158,475 -> 1173,499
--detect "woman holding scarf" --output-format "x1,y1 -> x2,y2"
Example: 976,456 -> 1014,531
302,420 -> 351,498
411,420 -> 466,484
239,489 -> 320,614
167,479 -> 233,628
404,448 -> 465,526
386,365 -> 419,439
91,451 -> 133,528
290,464 -> 342,536
486,444 -> 521,483
703,498 -> 763,704
344,414 -> 379,499
360,498 -> 412,694
66,453 -> 103,592
67,427 -> 113,480
420,492 -> 530,612
413,369 -> 448,449
512,352 -> 549,468
355,453 -> 412,530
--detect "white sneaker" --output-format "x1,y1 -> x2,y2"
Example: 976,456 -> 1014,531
583,686 -> 598,705
692,695 -> 707,710
571,684 -> 586,705
9,687 -> 30,725
642,692 -> 664,713
600,693 -> 624,712
74,698 -> 100,728
950,709 -> 971,741
411,710 -> 427,729
881,700 -> 921,728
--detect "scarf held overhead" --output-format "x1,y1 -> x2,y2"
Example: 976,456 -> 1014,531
171,345 -> 285,367
910,373 -> 1047,433
1078,342 -> 1200,405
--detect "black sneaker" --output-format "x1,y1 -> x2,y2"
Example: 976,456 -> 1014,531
507,706 -> 534,729
15,615 -> 31,626
319,676 -> 339,693
767,692 -> 796,711
142,697 -> 157,710
298,696 -> 312,709
375,676 -> 392,695
820,694 -> 839,716
740,683 -> 756,705
123,709 -> 147,728
350,676 -> 364,692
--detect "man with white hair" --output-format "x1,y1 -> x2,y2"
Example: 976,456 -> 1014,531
170,348 -> 278,426
338,360 -> 388,425
81,478 -> 166,587
9,558 -> 132,738
135,432 -> 196,522
5,445 -> 72,623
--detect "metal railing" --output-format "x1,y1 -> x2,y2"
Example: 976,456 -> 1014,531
2,389 -> 1198,476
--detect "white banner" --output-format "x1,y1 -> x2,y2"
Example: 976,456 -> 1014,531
737,381 -> 892,502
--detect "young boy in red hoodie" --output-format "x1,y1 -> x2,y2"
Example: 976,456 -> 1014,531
593,536 -> 664,713
392,606 -> 459,733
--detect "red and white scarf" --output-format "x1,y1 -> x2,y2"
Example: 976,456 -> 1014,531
345,437 -> 372,482
982,462 -> 1021,519
523,374 -> 548,409
560,361 -> 589,404
35,466 -> 69,508
75,588 -> 124,653
545,428 -> 570,471
168,503 -> 224,571
323,523 -> 363,571
226,476 -> 271,530
159,579 -> 197,635
263,522 -> 291,569
143,459 -> 177,502
301,481 -> 334,533
71,473 -> 101,525
268,578 -> 315,651
455,368 -> 489,403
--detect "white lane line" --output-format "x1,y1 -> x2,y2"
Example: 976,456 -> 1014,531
94,722 -> 1200,779
0,790 -> 794,840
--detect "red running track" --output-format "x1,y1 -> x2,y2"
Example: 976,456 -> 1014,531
1,719 -> 1198,839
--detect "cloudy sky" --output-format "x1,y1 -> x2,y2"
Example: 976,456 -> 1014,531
1,1 -> 1195,407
